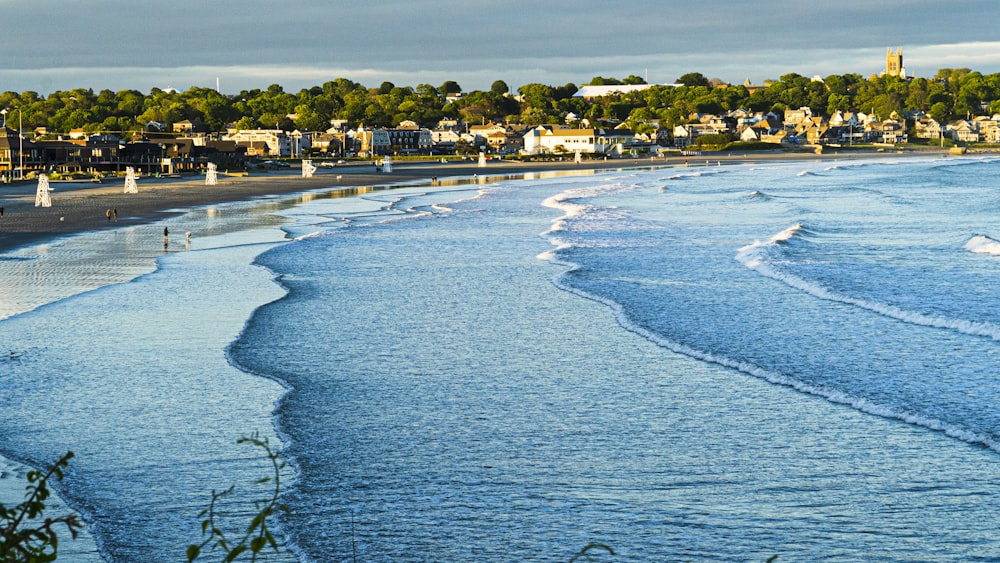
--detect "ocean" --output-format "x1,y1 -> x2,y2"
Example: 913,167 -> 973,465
3,157 -> 1000,561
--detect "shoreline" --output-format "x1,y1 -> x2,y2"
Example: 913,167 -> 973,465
0,149 -> 951,255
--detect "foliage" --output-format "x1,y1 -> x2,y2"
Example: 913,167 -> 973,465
1,433 -> 288,562
0,452 -> 82,563
720,141 -> 783,151
4,66 -> 1000,139
186,433 -> 288,562
691,133 -> 735,147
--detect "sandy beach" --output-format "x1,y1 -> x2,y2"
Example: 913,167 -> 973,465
0,150 -> 946,254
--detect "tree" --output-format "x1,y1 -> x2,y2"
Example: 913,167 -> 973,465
490,80 -> 509,95
439,81 -> 462,95
234,116 -> 257,130
676,72 -> 710,88
520,107 -> 549,127
588,76 -> 621,86
929,102 -> 950,123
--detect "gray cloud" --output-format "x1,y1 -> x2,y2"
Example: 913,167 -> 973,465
4,0 -> 1000,93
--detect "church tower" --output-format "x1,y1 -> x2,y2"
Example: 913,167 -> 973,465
886,48 -> 904,78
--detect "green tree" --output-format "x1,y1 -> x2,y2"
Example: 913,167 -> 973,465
439,81 -> 461,95
490,80 -> 509,95
588,76 -> 621,86
929,102 -> 950,123
676,72 -> 710,88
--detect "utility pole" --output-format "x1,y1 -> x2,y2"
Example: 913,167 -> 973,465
18,109 -> 23,181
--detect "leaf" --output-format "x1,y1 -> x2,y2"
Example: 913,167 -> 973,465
250,536 -> 266,553
225,544 -> 247,562
186,544 -> 201,561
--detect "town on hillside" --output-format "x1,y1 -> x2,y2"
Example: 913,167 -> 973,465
2,49 -> 999,181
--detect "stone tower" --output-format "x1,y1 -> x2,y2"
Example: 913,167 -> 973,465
886,48 -> 904,78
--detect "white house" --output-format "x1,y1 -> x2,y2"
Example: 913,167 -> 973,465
522,127 -> 634,155
224,129 -> 291,157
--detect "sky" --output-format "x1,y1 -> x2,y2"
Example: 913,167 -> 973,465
4,0 -> 1000,96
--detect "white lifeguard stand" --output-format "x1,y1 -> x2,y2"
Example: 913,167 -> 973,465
381,156 -> 392,173
205,163 -> 219,186
124,166 -> 138,194
302,159 -> 317,178
478,152 -> 487,168
35,175 -> 52,207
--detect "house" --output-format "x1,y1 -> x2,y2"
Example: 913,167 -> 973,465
430,128 -> 462,153
0,126 -> 40,177
172,119 -> 209,135
672,120 -> 731,148
469,122 -> 508,143
224,129 -> 292,157
978,117 -> 1000,143
739,125 -> 766,143
355,126 -> 391,156
783,107 -> 813,127
386,126 -> 433,154
946,120 -> 980,143
913,116 -> 944,139
521,127 -> 633,156
311,132 -> 345,155
795,117 -> 829,144
288,130 -> 312,157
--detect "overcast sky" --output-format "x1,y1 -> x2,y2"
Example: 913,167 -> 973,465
3,0 -> 1000,95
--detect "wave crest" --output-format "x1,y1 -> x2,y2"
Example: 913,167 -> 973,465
965,234 -> 1000,255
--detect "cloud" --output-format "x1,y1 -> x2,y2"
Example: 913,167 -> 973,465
4,1 -> 1000,94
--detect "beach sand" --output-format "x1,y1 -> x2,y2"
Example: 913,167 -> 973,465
0,150 -> 943,254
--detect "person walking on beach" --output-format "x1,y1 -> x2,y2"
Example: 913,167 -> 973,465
0,205 -> 4,217
163,226 -> 169,248
113,208 -> 118,222
106,209 -> 112,221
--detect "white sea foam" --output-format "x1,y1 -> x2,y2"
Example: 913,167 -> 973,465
540,244 -> 1000,454
737,226 -> 1000,341
964,234 -> 1000,255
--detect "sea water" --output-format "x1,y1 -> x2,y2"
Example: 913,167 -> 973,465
3,158 -> 1000,561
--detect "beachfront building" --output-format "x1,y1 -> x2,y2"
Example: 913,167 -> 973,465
0,126 -> 40,180
386,124 -> 434,155
355,126 -> 391,157
224,129 -> 292,157
914,117 -> 943,140
521,126 -> 635,156
945,120 -> 980,143
289,130 -> 312,157
161,138 -> 247,172
672,119 -> 733,148
978,117 -> 1000,143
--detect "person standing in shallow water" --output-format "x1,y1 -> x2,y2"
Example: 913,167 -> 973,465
163,226 -> 169,248
106,209 -> 112,221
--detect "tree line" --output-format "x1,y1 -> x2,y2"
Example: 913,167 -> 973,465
1,68 -> 998,138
